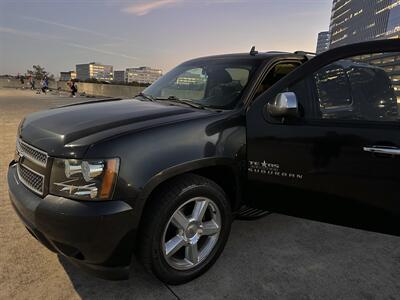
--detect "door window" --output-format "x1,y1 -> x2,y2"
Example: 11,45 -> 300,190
284,52 -> 400,123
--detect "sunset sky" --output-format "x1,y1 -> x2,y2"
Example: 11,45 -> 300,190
0,0 -> 332,76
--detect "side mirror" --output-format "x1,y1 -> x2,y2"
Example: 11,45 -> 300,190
267,92 -> 299,118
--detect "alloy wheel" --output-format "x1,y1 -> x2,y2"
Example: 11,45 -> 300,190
162,197 -> 221,270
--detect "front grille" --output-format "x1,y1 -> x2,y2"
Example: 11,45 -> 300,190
17,139 -> 48,167
17,163 -> 45,195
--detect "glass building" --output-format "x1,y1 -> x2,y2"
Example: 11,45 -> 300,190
59,71 -> 76,81
329,0 -> 400,48
316,31 -> 331,54
125,67 -> 162,84
76,62 -> 113,81
113,70 -> 126,83
329,0 -> 400,102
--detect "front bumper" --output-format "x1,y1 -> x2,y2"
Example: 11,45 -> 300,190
7,163 -> 136,280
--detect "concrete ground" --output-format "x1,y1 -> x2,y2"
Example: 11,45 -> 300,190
1,88 -> 400,299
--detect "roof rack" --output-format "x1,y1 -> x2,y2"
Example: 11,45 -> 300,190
294,51 -> 317,56
294,51 -> 317,61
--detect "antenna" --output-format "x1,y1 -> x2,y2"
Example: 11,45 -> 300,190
250,46 -> 258,56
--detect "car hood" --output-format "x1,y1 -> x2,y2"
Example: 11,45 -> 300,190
20,99 -> 212,158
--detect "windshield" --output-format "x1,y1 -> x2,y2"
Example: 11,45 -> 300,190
142,59 -> 260,109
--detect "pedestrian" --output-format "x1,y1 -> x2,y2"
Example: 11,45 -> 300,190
41,76 -> 48,94
70,80 -> 77,97
28,75 -> 35,90
43,75 -> 49,93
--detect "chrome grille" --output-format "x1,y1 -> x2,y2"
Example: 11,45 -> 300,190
17,139 -> 48,167
17,163 -> 44,195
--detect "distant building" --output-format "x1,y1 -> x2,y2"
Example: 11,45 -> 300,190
316,31 -> 330,54
176,72 -> 205,85
125,67 -> 162,84
329,0 -> 400,48
60,71 -> 76,81
76,62 -> 113,81
113,70 -> 125,83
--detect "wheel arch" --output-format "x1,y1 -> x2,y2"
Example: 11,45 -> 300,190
133,158 -> 243,236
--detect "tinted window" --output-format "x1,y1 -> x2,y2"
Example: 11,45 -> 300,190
282,52 -> 400,122
314,64 -> 353,119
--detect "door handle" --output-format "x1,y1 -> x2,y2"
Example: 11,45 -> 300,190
363,146 -> 400,156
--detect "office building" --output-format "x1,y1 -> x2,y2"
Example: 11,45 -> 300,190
329,0 -> 400,48
113,70 -> 126,83
76,62 -> 113,81
316,31 -> 331,54
59,71 -> 76,81
125,67 -> 162,84
328,0 -> 400,102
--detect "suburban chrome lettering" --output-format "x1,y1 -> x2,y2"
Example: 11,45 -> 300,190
248,160 -> 303,180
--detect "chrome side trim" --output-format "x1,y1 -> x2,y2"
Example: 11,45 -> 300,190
363,146 -> 400,156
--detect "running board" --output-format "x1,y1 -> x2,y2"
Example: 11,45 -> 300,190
236,206 -> 271,220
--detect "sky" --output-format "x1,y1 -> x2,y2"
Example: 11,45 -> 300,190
0,0 -> 332,76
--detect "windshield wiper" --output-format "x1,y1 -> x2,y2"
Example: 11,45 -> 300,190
156,96 -> 206,110
135,92 -> 156,102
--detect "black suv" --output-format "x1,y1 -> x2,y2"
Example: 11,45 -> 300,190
8,40 -> 400,284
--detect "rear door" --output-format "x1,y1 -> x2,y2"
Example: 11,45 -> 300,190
246,40 -> 400,225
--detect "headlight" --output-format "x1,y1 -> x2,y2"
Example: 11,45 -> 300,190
50,158 -> 119,200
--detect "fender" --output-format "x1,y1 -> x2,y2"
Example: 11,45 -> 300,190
132,156 -> 243,228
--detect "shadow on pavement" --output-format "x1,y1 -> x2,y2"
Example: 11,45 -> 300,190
58,214 -> 400,299
58,256 -> 177,300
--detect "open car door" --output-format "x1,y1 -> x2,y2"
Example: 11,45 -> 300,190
245,39 -> 400,234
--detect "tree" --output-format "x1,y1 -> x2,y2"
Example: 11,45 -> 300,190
26,65 -> 53,80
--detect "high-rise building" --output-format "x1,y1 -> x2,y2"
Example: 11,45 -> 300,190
328,0 -> 400,102
125,67 -> 162,84
76,62 -> 113,81
59,71 -> 76,81
329,0 -> 400,48
113,70 -> 125,83
316,31 -> 331,54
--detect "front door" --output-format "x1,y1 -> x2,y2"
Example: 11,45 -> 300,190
246,39 -> 400,233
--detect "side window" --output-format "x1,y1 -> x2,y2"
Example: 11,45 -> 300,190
254,62 -> 300,99
286,52 -> 400,122
314,64 -> 353,119
226,68 -> 250,87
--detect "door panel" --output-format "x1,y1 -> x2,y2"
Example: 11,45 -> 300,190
245,40 -> 400,233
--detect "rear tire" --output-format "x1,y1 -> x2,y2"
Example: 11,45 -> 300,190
138,174 -> 232,285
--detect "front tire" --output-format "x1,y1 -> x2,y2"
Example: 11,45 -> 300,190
138,174 -> 232,284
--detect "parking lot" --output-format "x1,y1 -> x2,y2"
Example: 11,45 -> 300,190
1,88 -> 400,299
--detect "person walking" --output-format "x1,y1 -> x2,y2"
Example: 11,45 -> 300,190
70,80 -> 77,97
41,75 -> 49,93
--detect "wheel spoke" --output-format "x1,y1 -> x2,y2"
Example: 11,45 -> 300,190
172,210 -> 189,230
164,235 -> 186,257
202,220 -> 220,236
192,199 -> 208,222
185,243 -> 199,264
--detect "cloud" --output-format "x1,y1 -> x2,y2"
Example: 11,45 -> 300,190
122,0 -> 182,16
21,16 -> 129,42
0,26 -> 137,61
66,42 -> 137,60
0,26 -> 64,41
